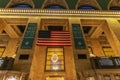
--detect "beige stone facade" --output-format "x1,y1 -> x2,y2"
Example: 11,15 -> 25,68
0,0 -> 120,80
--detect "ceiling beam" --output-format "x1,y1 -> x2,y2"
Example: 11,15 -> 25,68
4,25 -> 21,38
0,19 -> 6,34
90,25 -> 103,38
81,19 -> 103,26
4,18 -> 28,25
12,25 -> 23,36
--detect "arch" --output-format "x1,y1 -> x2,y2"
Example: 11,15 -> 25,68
10,4 -> 32,8
78,5 -> 98,10
44,4 -> 66,9
110,6 -> 120,10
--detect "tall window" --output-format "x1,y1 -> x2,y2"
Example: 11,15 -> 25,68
45,47 -> 64,71
0,47 -> 5,57
78,5 -> 97,10
10,4 -> 32,8
44,5 -> 66,9
102,47 -> 115,57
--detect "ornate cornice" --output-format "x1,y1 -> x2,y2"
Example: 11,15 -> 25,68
0,8 -> 120,18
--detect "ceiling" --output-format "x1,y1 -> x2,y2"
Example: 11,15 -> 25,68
0,0 -> 110,10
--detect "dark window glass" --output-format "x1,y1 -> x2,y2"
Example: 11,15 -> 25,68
78,5 -> 97,10
17,25 -> 26,33
11,4 -> 32,8
45,5 -> 65,9
110,6 -> 120,10
19,54 -> 29,60
0,57 -> 14,70
78,54 -> 87,59
2,30 -> 6,34
83,26 -> 92,34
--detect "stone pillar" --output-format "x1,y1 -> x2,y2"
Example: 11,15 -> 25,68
14,18 -> 40,74
69,18 -> 91,80
91,38 -> 104,57
101,19 -> 120,56
64,46 -> 77,80
28,18 -> 44,80
29,46 -> 46,80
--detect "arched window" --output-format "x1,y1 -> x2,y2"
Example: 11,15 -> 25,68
110,6 -> 120,10
10,4 -> 32,8
44,5 -> 66,9
78,5 -> 97,10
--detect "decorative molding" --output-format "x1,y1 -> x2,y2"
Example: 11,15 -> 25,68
0,9 -> 120,18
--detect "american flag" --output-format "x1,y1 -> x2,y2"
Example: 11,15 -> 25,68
36,30 -> 71,46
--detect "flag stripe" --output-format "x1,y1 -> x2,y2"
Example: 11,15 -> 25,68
36,43 -> 71,46
51,36 -> 70,38
37,31 -> 71,46
38,40 -> 71,43
38,38 -> 70,40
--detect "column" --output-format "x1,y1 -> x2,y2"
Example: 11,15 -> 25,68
29,18 -> 45,80
14,18 -> 40,73
69,18 -> 90,80
64,46 -> 77,80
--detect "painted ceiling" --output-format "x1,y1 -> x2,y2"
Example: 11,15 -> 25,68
0,0 -> 110,10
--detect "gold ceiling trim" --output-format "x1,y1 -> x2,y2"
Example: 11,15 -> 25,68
0,9 -> 120,18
